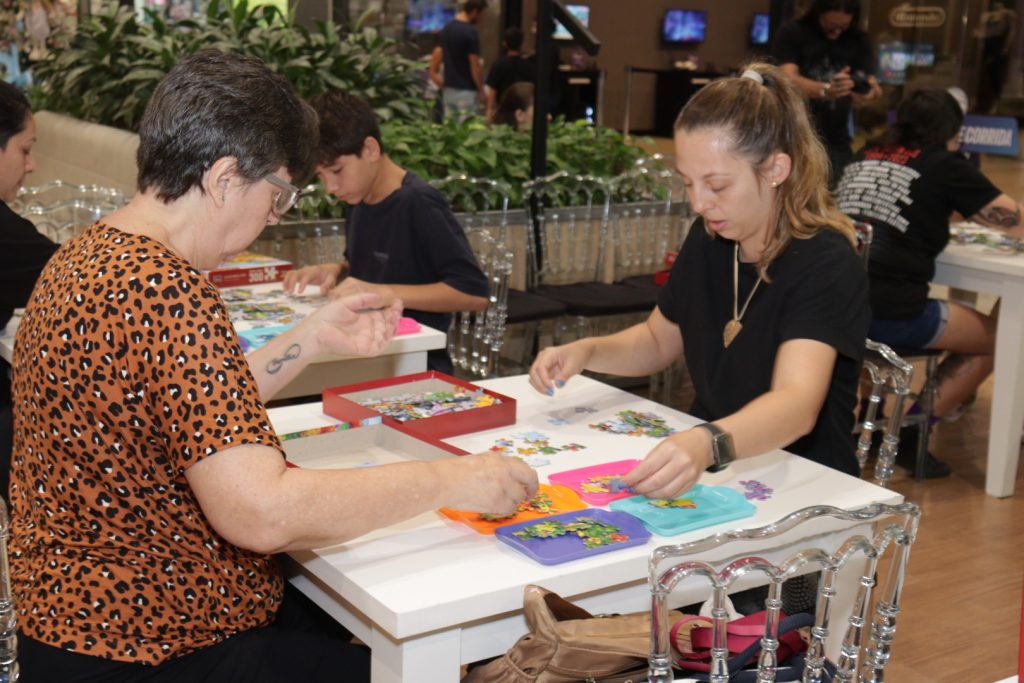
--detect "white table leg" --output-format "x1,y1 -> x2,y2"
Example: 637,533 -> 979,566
987,289 -> 1024,497
369,626 -> 463,683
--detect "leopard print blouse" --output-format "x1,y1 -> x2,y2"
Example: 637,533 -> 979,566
10,224 -> 284,664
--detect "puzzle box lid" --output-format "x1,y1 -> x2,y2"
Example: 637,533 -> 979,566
323,371 -> 516,438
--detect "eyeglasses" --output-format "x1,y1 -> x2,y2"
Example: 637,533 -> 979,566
264,173 -> 301,216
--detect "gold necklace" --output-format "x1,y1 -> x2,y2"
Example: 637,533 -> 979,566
723,243 -> 764,348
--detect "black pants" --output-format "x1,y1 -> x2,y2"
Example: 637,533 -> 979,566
17,584 -> 370,683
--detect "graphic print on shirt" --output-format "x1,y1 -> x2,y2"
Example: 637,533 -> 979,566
837,158 -> 922,234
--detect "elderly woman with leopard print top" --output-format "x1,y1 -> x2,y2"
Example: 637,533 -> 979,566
9,50 -> 536,683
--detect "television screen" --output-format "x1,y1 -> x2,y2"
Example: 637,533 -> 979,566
877,42 -> 935,84
553,4 -> 590,40
662,9 -> 707,44
406,0 -> 455,34
750,12 -> 770,45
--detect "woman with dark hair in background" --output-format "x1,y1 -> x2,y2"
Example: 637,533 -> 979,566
491,81 -> 534,131
530,63 -> 870,497
0,80 -> 57,498
837,89 -> 1024,478
10,49 -> 535,682
771,0 -> 882,186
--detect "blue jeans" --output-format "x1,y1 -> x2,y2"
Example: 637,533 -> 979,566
869,299 -> 949,349
442,87 -> 480,121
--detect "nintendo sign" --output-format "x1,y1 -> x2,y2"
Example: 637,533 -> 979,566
889,3 -> 946,28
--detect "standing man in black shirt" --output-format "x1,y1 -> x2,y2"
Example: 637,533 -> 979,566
771,0 -> 881,186
0,80 -> 58,496
485,26 -> 534,120
429,0 -> 488,122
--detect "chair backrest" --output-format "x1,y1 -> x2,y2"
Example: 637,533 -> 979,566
852,219 -> 873,270
447,227 -> 513,377
0,497 -> 18,682
523,171 -> 613,288
648,502 -> 921,683
857,340 -> 914,488
430,175 -> 516,378
608,165 -> 694,282
14,181 -> 128,243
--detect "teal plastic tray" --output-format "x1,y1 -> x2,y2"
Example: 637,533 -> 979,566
609,484 -> 756,536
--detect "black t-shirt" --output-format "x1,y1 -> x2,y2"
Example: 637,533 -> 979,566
657,222 -> 870,476
0,200 -> 58,406
486,54 -> 534,103
439,20 -> 481,92
345,171 -> 488,334
771,19 -> 875,145
837,144 -> 1001,319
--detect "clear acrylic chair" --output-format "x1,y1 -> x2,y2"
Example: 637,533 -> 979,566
429,176 -> 520,377
0,497 -> 17,682
856,340 -> 915,488
525,171 -> 660,345
14,180 -> 127,243
608,161 -> 695,405
649,502 -> 921,683
852,216 -> 941,481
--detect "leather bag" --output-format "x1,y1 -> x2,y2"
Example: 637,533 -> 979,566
464,584 -> 680,683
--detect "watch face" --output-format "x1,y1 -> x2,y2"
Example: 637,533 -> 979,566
712,432 -> 736,467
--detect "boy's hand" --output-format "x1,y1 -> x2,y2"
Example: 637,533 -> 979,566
330,276 -> 394,302
283,263 -> 343,296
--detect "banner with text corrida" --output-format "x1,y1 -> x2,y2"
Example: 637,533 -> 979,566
960,115 -> 1020,156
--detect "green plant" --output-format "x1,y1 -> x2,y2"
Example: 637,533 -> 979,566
382,117 -> 654,208
30,0 -> 430,131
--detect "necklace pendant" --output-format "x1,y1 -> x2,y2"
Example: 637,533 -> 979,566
723,319 -> 742,348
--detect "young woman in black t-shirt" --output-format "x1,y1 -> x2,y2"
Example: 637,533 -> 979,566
529,63 -> 870,498
837,89 -> 1024,476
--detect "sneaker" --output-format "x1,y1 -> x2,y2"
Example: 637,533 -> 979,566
893,425 -> 952,478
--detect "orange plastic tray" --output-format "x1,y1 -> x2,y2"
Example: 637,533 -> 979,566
439,484 -> 587,535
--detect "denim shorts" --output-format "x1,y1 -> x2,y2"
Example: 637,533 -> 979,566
869,299 -> 949,349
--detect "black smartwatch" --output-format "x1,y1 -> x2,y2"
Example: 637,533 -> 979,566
694,422 -> 736,472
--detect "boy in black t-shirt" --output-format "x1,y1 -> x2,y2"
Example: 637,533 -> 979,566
282,91 -> 489,374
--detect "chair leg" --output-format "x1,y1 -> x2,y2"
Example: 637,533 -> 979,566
914,355 -> 940,481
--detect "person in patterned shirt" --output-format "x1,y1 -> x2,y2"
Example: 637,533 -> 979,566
10,49 -> 537,682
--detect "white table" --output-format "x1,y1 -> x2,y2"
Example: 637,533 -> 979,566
933,240 -> 1024,497
0,311 -> 447,402
270,374 -> 902,683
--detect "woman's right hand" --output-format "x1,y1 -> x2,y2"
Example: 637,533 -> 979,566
528,339 -> 595,396
282,263 -> 343,295
436,452 -> 539,516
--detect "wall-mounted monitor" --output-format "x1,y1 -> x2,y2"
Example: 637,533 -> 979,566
405,0 -> 455,35
553,4 -> 591,40
662,9 -> 707,45
750,12 -> 770,45
877,42 -> 936,84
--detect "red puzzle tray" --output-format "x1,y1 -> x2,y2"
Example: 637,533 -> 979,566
323,371 -> 516,440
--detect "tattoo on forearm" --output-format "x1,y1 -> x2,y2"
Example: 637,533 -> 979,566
976,205 -> 1021,228
266,343 -> 302,375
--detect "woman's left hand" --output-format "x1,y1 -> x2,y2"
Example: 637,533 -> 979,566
620,428 -> 715,499
309,291 -> 403,358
